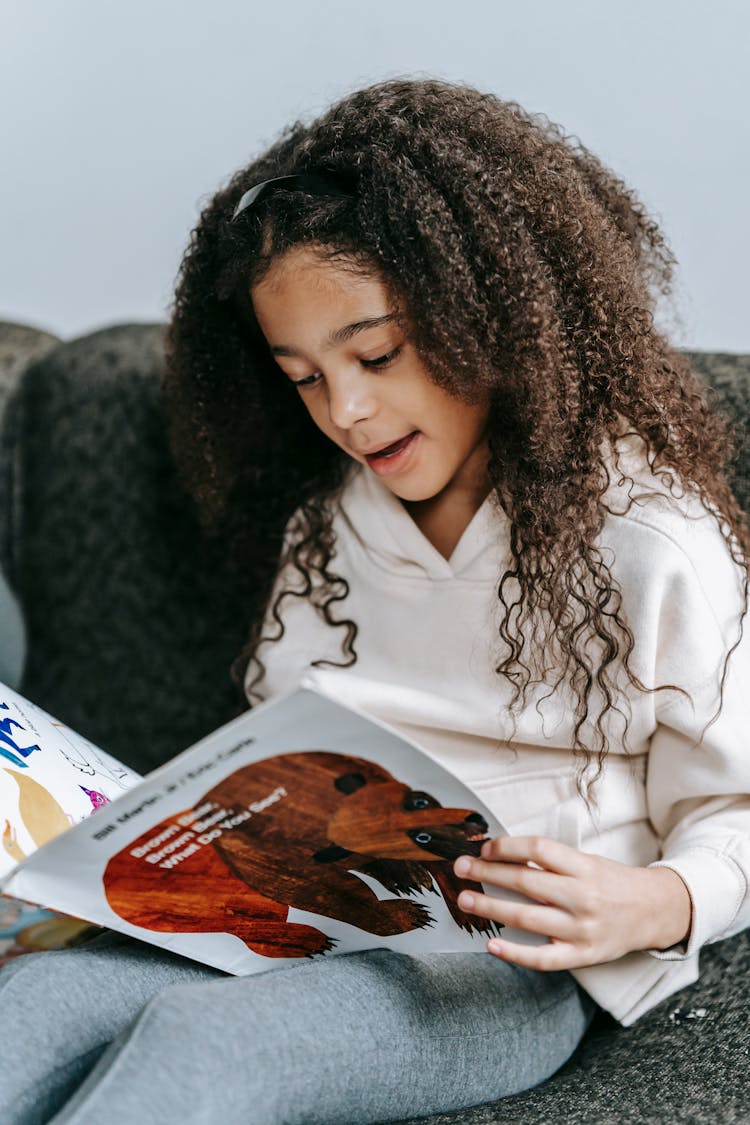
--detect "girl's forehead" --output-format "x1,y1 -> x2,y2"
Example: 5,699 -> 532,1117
251,249 -> 392,324
253,245 -> 380,296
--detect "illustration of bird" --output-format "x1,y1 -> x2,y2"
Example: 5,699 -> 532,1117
80,785 -> 109,810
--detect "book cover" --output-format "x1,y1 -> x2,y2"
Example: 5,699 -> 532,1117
1,683 -> 540,972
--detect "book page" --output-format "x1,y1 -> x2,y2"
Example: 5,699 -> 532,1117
3,687 -> 542,973
0,682 -> 142,880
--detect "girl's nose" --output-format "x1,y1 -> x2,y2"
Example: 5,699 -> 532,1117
326,371 -> 378,430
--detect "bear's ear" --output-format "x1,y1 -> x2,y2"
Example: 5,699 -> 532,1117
312,844 -> 353,863
334,772 -> 367,795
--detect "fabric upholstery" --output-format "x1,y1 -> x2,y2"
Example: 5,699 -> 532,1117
0,324 -> 249,773
0,323 -> 59,688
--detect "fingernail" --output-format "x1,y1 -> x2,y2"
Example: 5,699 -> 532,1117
488,940 -> 503,955
458,891 -> 475,910
454,857 -> 471,876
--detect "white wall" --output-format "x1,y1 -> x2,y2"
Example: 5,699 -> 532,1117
1,0 -> 748,351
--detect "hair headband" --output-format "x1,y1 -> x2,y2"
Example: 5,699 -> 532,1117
231,172 -> 356,221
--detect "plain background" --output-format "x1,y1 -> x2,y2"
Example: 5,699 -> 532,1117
1,0 -> 747,351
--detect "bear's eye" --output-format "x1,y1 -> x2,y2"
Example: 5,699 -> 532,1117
403,791 -> 436,811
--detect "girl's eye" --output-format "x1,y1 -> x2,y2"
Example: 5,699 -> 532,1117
290,345 -> 402,389
291,373 -> 322,388
361,346 -> 402,370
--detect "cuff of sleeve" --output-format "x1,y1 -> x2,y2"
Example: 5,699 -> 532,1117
646,847 -> 746,961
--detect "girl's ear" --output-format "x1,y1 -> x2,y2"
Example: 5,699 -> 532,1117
334,772 -> 367,795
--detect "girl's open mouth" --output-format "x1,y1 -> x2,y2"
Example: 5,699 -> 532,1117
364,431 -> 420,475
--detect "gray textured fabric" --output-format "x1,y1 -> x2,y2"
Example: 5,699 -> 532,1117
689,351 -> 750,512
0,323 -> 748,1122
0,324 -> 250,773
0,321 -> 59,406
399,927 -> 750,1124
0,937 -> 592,1124
0,323 -> 58,689
0,568 -> 24,687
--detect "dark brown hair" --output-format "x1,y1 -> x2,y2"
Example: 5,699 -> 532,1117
165,78 -> 749,795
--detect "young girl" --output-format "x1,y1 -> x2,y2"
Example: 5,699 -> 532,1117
2,77 -> 749,1125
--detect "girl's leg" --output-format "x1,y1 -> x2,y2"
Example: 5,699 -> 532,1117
0,932 -> 224,1125
48,947 -> 594,1125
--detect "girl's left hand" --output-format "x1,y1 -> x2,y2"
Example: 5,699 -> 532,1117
454,836 -> 693,970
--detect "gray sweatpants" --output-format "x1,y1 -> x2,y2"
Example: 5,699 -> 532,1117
0,933 -> 595,1125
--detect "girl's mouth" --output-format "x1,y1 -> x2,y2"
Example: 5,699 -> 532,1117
364,431 -> 420,475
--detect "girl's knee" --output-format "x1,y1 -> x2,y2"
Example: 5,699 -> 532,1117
0,950 -> 71,1010
0,952 -> 113,1120
95,983 -> 277,1117
127,977 -> 275,1058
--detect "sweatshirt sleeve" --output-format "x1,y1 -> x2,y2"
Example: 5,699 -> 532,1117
641,512 -> 750,961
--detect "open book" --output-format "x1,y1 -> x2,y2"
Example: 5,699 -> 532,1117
1,681 -> 540,973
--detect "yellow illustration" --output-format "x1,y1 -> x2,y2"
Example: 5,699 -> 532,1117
2,818 -> 26,863
2,769 -> 71,847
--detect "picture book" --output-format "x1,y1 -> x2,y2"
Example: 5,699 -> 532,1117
1,681 -> 540,974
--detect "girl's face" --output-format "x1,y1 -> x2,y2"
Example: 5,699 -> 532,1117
251,246 -> 490,509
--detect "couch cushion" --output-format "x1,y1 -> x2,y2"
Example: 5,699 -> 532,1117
0,323 -> 59,688
688,350 -> 750,511
1,324 -> 250,774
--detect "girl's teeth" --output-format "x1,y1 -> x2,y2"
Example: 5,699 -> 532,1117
377,434 -> 412,457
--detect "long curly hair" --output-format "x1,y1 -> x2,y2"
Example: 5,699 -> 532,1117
164,77 -> 749,794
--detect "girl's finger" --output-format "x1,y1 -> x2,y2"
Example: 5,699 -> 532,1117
455,856 -> 577,910
486,935 -> 582,972
457,888 -> 575,939
478,835 -> 590,877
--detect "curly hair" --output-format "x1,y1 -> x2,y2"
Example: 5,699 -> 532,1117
164,77 -> 749,796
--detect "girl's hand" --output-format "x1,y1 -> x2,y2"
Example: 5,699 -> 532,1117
453,836 -> 693,970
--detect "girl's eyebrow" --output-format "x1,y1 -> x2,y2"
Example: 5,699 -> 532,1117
270,313 -> 400,357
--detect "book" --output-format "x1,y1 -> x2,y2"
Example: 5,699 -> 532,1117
0,680 -> 540,974
0,684 -> 142,963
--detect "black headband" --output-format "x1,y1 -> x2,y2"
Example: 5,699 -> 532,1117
231,172 -> 356,221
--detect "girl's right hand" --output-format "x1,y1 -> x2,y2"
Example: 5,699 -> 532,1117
453,835 -> 692,970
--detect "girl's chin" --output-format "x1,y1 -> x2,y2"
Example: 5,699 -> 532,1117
380,476 -> 442,504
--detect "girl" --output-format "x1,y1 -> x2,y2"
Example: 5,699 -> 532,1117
2,77 -> 749,1125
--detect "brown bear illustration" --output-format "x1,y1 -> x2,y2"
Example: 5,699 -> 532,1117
103,751 -> 502,959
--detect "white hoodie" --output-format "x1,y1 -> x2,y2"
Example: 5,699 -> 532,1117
248,436 -> 750,1025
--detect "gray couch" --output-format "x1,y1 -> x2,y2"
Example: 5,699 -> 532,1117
1,322 -> 748,1123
